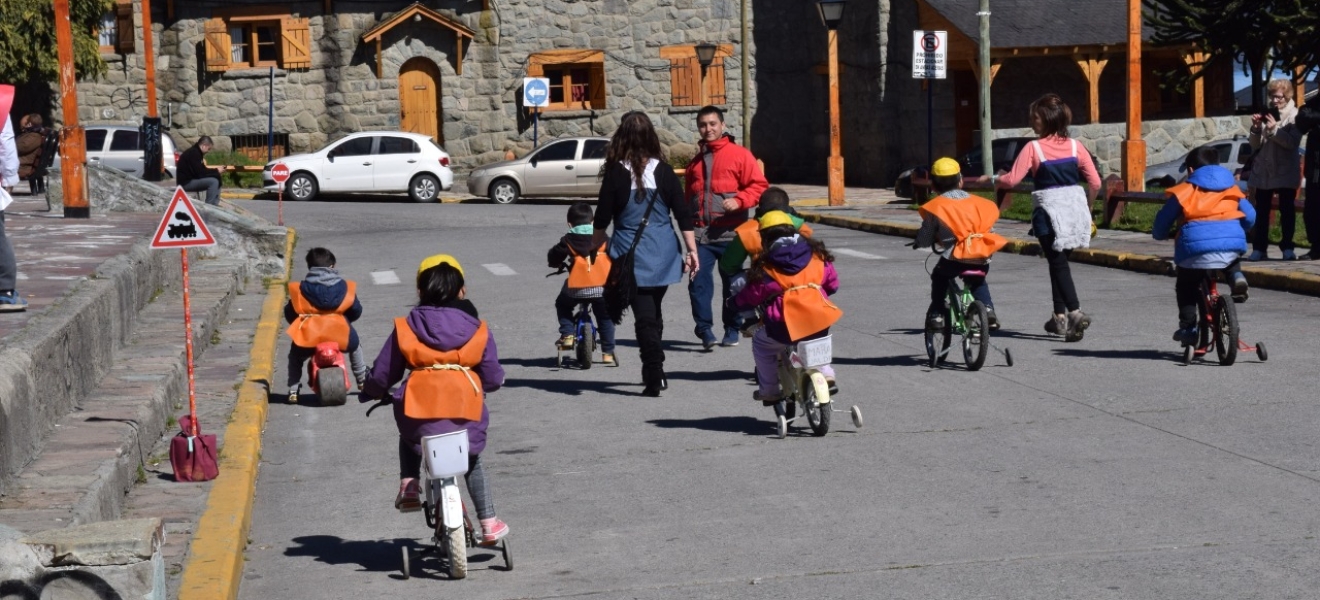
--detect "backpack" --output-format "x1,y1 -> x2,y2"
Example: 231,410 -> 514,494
37,129 -> 59,174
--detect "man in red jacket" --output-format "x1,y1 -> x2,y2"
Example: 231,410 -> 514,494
685,106 -> 769,349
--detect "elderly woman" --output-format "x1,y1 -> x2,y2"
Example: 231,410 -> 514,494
593,111 -> 699,396
1246,79 -> 1303,261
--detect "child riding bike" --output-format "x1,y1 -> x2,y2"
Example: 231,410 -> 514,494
1151,145 -> 1256,345
284,247 -> 368,404
721,187 -> 813,337
359,254 -> 510,544
730,211 -> 842,404
547,202 -> 616,365
915,158 -> 1009,332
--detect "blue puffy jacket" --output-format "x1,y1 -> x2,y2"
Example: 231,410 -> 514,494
1152,165 -> 1256,264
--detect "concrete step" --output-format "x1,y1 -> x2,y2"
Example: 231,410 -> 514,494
0,257 -> 248,534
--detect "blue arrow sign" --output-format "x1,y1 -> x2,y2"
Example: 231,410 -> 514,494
523,77 -> 550,108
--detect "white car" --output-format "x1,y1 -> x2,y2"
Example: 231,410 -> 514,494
50,125 -> 180,178
262,131 -> 454,202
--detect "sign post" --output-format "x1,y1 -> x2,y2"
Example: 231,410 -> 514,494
913,30 -> 948,171
270,162 -> 290,226
150,188 -> 217,476
523,77 -> 550,148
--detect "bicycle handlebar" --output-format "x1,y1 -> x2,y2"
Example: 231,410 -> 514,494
546,265 -> 567,277
365,398 -> 392,417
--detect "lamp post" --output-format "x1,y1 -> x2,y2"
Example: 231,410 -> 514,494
695,43 -> 717,105
817,0 -> 846,206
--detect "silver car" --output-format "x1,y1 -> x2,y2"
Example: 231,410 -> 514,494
1145,135 -> 1252,187
51,125 -> 180,178
467,137 -> 610,204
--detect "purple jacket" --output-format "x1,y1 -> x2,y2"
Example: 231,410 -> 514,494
362,304 -> 505,455
731,239 -> 839,343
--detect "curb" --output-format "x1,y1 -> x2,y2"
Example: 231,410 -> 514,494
178,227 -> 296,600
798,211 -> 1320,298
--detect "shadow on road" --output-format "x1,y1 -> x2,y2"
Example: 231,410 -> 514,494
502,377 -> 638,397
284,535 -> 503,580
647,415 -> 774,436
1051,348 -> 1178,362
664,369 -> 749,382
832,355 -> 926,367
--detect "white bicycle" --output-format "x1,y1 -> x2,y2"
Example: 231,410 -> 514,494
768,335 -> 863,439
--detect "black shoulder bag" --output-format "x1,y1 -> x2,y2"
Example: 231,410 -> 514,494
604,189 -> 662,324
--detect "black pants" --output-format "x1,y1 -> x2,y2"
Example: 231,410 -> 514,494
928,258 -> 993,316
631,286 -> 668,385
1305,182 -> 1319,256
1175,261 -> 1242,325
1252,187 -> 1297,252
1038,234 -> 1079,314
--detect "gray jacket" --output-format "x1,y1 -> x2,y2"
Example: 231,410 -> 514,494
1249,101 -> 1301,191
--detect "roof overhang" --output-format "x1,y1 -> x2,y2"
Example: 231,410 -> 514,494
361,2 -> 476,44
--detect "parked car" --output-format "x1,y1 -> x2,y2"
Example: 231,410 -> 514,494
50,125 -> 180,178
1144,135 -> 1252,188
895,137 -> 1054,199
467,136 -> 610,204
262,131 -> 454,202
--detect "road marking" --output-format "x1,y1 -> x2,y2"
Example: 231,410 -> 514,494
835,248 -> 887,260
370,270 -> 401,285
483,263 -> 518,276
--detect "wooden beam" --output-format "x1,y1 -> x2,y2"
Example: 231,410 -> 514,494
1296,65 -> 1307,108
1075,54 -> 1108,123
968,58 -> 1001,86
456,37 -> 463,76
1181,50 -> 1205,118
1122,0 -> 1146,192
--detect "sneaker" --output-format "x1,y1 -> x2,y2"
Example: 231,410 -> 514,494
826,377 -> 839,396
1246,250 -> 1266,262
926,313 -> 946,331
556,334 -> 575,349
1172,327 -> 1198,346
1298,251 -> 1317,261
720,329 -> 740,347
986,307 -> 1001,331
0,291 -> 27,312
696,328 -> 717,351
1044,314 -> 1067,336
287,384 -> 300,405
394,479 -> 421,512
1064,310 -> 1091,342
1231,272 -> 1249,303
602,353 -> 616,366
1282,249 -> 1298,261
480,517 -> 509,544
753,390 -> 780,406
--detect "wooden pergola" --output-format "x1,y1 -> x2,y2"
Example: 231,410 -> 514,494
360,3 -> 476,78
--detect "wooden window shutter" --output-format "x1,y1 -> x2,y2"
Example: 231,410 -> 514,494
280,17 -> 311,69
588,62 -> 606,109
115,2 -> 134,54
670,57 -> 699,107
204,18 -> 231,71
526,61 -> 543,78
704,57 -> 726,105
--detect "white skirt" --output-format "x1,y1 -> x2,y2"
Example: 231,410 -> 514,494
1032,185 -> 1093,251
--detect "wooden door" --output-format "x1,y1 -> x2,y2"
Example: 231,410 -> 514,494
399,58 -> 442,143
952,70 -> 979,156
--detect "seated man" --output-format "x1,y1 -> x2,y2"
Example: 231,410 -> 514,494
177,136 -> 226,206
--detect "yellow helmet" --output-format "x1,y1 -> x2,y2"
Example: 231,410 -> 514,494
758,210 -> 795,230
931,157 -> 961,177
417,254 -> 465,277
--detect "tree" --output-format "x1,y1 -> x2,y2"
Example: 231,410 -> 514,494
1144,0 -> 1281,112
1271,0 -> 1319,83
0,0 -> 111,84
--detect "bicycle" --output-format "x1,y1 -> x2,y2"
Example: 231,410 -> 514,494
548,268 -> 615,369
766,335 -> 863,439
920,250 -> 1013,371
366,400 -> 513,579
1180,271 -> 1268,366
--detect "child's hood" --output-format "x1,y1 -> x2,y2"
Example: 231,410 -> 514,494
764,237 -> 813,275
1186,165 -> 1237,192
299,267 -> 349,307
404,303 -> 483,350
564,232 -> 600,256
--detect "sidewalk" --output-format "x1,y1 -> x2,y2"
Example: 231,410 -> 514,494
777,183 -> 1320,297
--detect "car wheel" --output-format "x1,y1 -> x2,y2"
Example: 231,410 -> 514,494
894,175 -> 912,199
409,173 -> 441,203
288,172 -> 318,201
489,179 -> 520,205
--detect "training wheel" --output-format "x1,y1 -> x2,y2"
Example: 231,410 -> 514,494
501,538 -> 513,570
1004,347 -> 1014,367
850,405 -> 863,428
776,415 -> 787,439
1256,341 -> 1268,361
401,546 -> 410,580
1182,345 -> 1194,366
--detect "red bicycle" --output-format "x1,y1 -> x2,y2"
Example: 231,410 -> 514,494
1181,271 -> 1268,366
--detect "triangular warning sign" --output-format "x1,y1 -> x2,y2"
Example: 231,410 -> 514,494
151,187 -> 217,249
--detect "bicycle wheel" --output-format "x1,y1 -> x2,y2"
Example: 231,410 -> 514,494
576,323 -> 594,369
962,301 -> 990,371
401,546 -> 410,580
443,525 -> 468,579
925,323 -> 951,369
1214,296 -> 1238,366
316,367 -> 347,406
804,374 -> 831,437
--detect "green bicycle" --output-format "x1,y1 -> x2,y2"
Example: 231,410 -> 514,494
923,264 -> 1012,371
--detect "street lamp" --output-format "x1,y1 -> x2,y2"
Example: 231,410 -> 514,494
817,0 -> 847,205
694,43 -> 717,69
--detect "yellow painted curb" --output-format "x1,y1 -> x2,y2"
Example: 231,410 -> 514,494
178,227 -> 296,600
792,198 -> 829,207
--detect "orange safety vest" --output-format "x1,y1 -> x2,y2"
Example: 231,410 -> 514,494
286,281 -> 356,350
395,317 -> 488,421
1165,182 -> 1246,222
917,193 -> 1008,261
567,241 -> 612,289
767,257 -> 842,341
735,218 -> 814,259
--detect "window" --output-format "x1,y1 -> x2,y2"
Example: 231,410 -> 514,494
378,137 -> 420,155
85,129 -> 108,152
109,130 -> 140,151
231,133 -> 290,162
661,44 -> 729,107
533,140 -> 578,162
331,137 -> 374,157
526,50 -> 606,110
205,13 -> 311,71
98,1 -> 134,54
583,139 -> 608,160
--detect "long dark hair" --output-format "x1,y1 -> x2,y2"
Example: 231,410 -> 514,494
604,111 -> 664,192
417,264 -> 464,306
747,225 -> 834,283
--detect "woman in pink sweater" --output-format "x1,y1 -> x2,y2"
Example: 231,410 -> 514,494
982,94 -> 1101,342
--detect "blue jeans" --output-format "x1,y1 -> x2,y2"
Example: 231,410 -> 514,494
688,241 -> 741,337
555,290 -> 615,352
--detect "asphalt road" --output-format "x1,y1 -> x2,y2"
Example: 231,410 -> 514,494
237,197 -> 1320,600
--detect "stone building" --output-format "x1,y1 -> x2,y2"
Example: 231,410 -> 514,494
24,0 -> 1264,189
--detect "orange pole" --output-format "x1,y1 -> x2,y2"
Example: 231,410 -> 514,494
827,28 -> 845,206
54,0 -> 89,218
142,0 -> 157,117
181,248 -> 198,437
1121,0 -> 1146,192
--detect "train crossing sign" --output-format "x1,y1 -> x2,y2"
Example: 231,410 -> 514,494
151,187 -> 216,249
912,30 -> 947,79
523,77 -> 550,108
